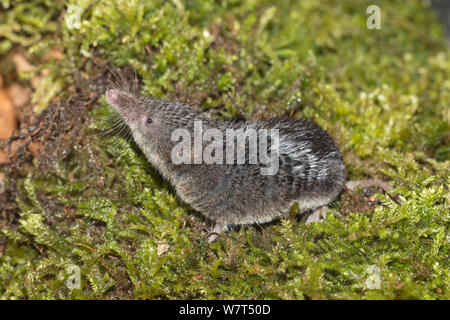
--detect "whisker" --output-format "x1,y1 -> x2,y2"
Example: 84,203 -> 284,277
133,66 -> 138,93
107,78 -> 121,90
104,64 -> 124,90
116,68 -> 129,93
151,62 -> 159,82
96,123 -> 123,137
94,111 -> 128,138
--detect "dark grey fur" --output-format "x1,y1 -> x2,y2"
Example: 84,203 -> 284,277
106,89 -> 346,237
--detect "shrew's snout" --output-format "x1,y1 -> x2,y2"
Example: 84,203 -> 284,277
106,89 -> 136,114
106,89 -> 141,124
106,89 -> 122,107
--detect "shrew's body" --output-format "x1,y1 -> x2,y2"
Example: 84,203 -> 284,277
106,89 -> 346,241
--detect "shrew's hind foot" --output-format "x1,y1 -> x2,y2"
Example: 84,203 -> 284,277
207,222 -> 228,243
305,206 -> 328,224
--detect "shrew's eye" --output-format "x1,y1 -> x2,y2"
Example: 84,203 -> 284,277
147,118 -> 153,124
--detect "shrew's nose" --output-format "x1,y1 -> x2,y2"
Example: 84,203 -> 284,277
106,89 -> 120,104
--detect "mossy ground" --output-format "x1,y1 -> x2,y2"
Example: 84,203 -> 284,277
0,0 -> 449,299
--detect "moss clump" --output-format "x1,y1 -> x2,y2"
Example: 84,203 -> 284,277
0,0 -> 449,299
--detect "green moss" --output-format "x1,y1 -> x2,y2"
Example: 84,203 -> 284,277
1,0 -> 449,299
